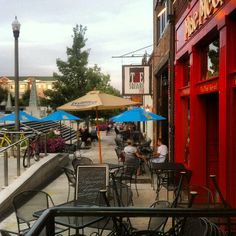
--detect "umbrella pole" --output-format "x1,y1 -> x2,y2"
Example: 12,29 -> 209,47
96,107 -> 102,164
70,121 -> 72,145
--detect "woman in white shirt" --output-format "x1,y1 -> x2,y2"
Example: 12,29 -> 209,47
151,138 -> 168,163
124,139 -> 146,174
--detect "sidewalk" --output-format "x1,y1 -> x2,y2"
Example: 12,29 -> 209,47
0,131 -> 158,232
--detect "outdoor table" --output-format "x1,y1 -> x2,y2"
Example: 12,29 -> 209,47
33,200 -> 104,235
150,162 -> 186,201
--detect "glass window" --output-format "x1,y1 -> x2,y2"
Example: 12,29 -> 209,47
183,56 -> 190,86
157,1 -> 167,40
201,38 -> 219,80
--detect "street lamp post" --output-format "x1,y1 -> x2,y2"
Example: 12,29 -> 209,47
12,16 -> 21,176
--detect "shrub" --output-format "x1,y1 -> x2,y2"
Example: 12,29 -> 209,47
39,137 -> 65,153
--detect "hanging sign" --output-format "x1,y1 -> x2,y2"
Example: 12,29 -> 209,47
122,65 -> 151,95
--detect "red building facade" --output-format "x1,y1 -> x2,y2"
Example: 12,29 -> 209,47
175,0 -> 236,206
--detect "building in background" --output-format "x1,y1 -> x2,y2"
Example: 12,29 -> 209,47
151,0 -> 175,159
174,0 -> 236,206
0,76 -> 54,99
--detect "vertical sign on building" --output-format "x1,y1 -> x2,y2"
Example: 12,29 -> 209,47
122,65 -> 151,95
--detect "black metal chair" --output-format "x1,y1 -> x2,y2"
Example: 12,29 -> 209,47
12,190 -> 68,236
114,147 -> 125,165
62,167 -> 76,202
72,157 -> 93,171
109,179 -> 134,207
115,164 -> 139,197
0,229 -> 21,236
94,189 -> 134,236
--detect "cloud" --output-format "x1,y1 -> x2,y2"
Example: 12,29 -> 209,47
0,0 -> 153,90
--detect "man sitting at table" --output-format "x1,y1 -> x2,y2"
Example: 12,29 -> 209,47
151,138 -> 168,163
124,139 -> 146,175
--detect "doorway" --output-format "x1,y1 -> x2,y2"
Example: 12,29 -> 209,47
205,93 -> 219,185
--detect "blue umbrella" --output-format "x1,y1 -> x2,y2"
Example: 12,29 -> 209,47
41,110 -> 80,121
0,111 -> 40,122
110,107 -> 166,122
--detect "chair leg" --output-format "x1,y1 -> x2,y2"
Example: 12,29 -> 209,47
67,185 -> 71,202
134,175 -> 139,197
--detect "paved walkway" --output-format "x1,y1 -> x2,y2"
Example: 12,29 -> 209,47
0,131 -> 162,233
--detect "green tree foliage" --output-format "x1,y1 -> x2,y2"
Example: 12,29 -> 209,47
0,87 -> 8,104
43,24 -> 121,112
19,89 -> 30,106
208,39 -> 219,77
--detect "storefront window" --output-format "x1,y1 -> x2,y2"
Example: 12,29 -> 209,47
183,56 -> 190,86
202,38 -> 219,80
184,98 -> 190,164
156,1 -> 167,41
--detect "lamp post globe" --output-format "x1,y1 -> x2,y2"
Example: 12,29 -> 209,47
12,16 -> 21,176
12,16 -> 20,132
12,16 -> 21,37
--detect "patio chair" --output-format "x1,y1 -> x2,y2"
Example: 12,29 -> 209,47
94,189 -> 134,236
109,178 -> 134,207
12,190 -> 68,236
209,175 -> 236,234
148,200 -> 170,231
72,157 -> 93,171
62,167 -> 76,201
115,164 -> 139,197
114,147 -> 125,165
0,229 -> 21,236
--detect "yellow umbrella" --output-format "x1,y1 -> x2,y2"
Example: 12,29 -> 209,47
57,90 -> 139,163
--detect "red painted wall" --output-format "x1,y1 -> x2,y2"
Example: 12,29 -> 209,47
175,0 -> 236,206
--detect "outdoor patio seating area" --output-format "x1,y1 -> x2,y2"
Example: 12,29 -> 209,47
0,131 -> 235,236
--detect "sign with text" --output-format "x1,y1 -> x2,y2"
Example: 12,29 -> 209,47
75,165 -> 109,203
122,65 -> 151,95
176,0 -> 224,52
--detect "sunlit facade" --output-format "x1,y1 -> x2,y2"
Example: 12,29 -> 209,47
0,76 -> 54,98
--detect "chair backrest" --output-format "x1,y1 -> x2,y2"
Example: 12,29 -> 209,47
72,157 -> 93,171
114,126 -> 120,135
124,152 -> 140,168
0,229 -> 20,236
62,167 -> 76,186
110,181 -> 133,207
148,200 -> 170,232
115,147 -> 125,163
180,217 -> 208,236
12,190 -> 54,234
189,185 -> 215,207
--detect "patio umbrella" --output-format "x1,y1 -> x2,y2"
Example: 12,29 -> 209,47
41,110 -> 81,144
0,111 -> 40,122
110,107 -> 166,122
57,90 -> 139,163
41,110 -> 80,121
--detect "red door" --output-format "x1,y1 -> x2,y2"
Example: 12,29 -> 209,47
206,93 -> 219,186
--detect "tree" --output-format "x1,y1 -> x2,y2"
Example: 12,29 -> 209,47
43,24 -> 121,111
43,24 -> 89,109
0,87 -> 8,104
19,89 -> 30,106
208,39 -> 219,77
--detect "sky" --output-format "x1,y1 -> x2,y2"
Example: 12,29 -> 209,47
0,0 -> 153,91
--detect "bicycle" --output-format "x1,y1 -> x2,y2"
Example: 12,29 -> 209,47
0,128 -> 28,149
23,134 -> 40,168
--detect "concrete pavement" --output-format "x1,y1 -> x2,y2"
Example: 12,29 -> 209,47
0,131 -> 160,233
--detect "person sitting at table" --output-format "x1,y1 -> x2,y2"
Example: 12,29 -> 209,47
90,125 -> 98,142
123,139 -> 146,175
151,138 -> 168,163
